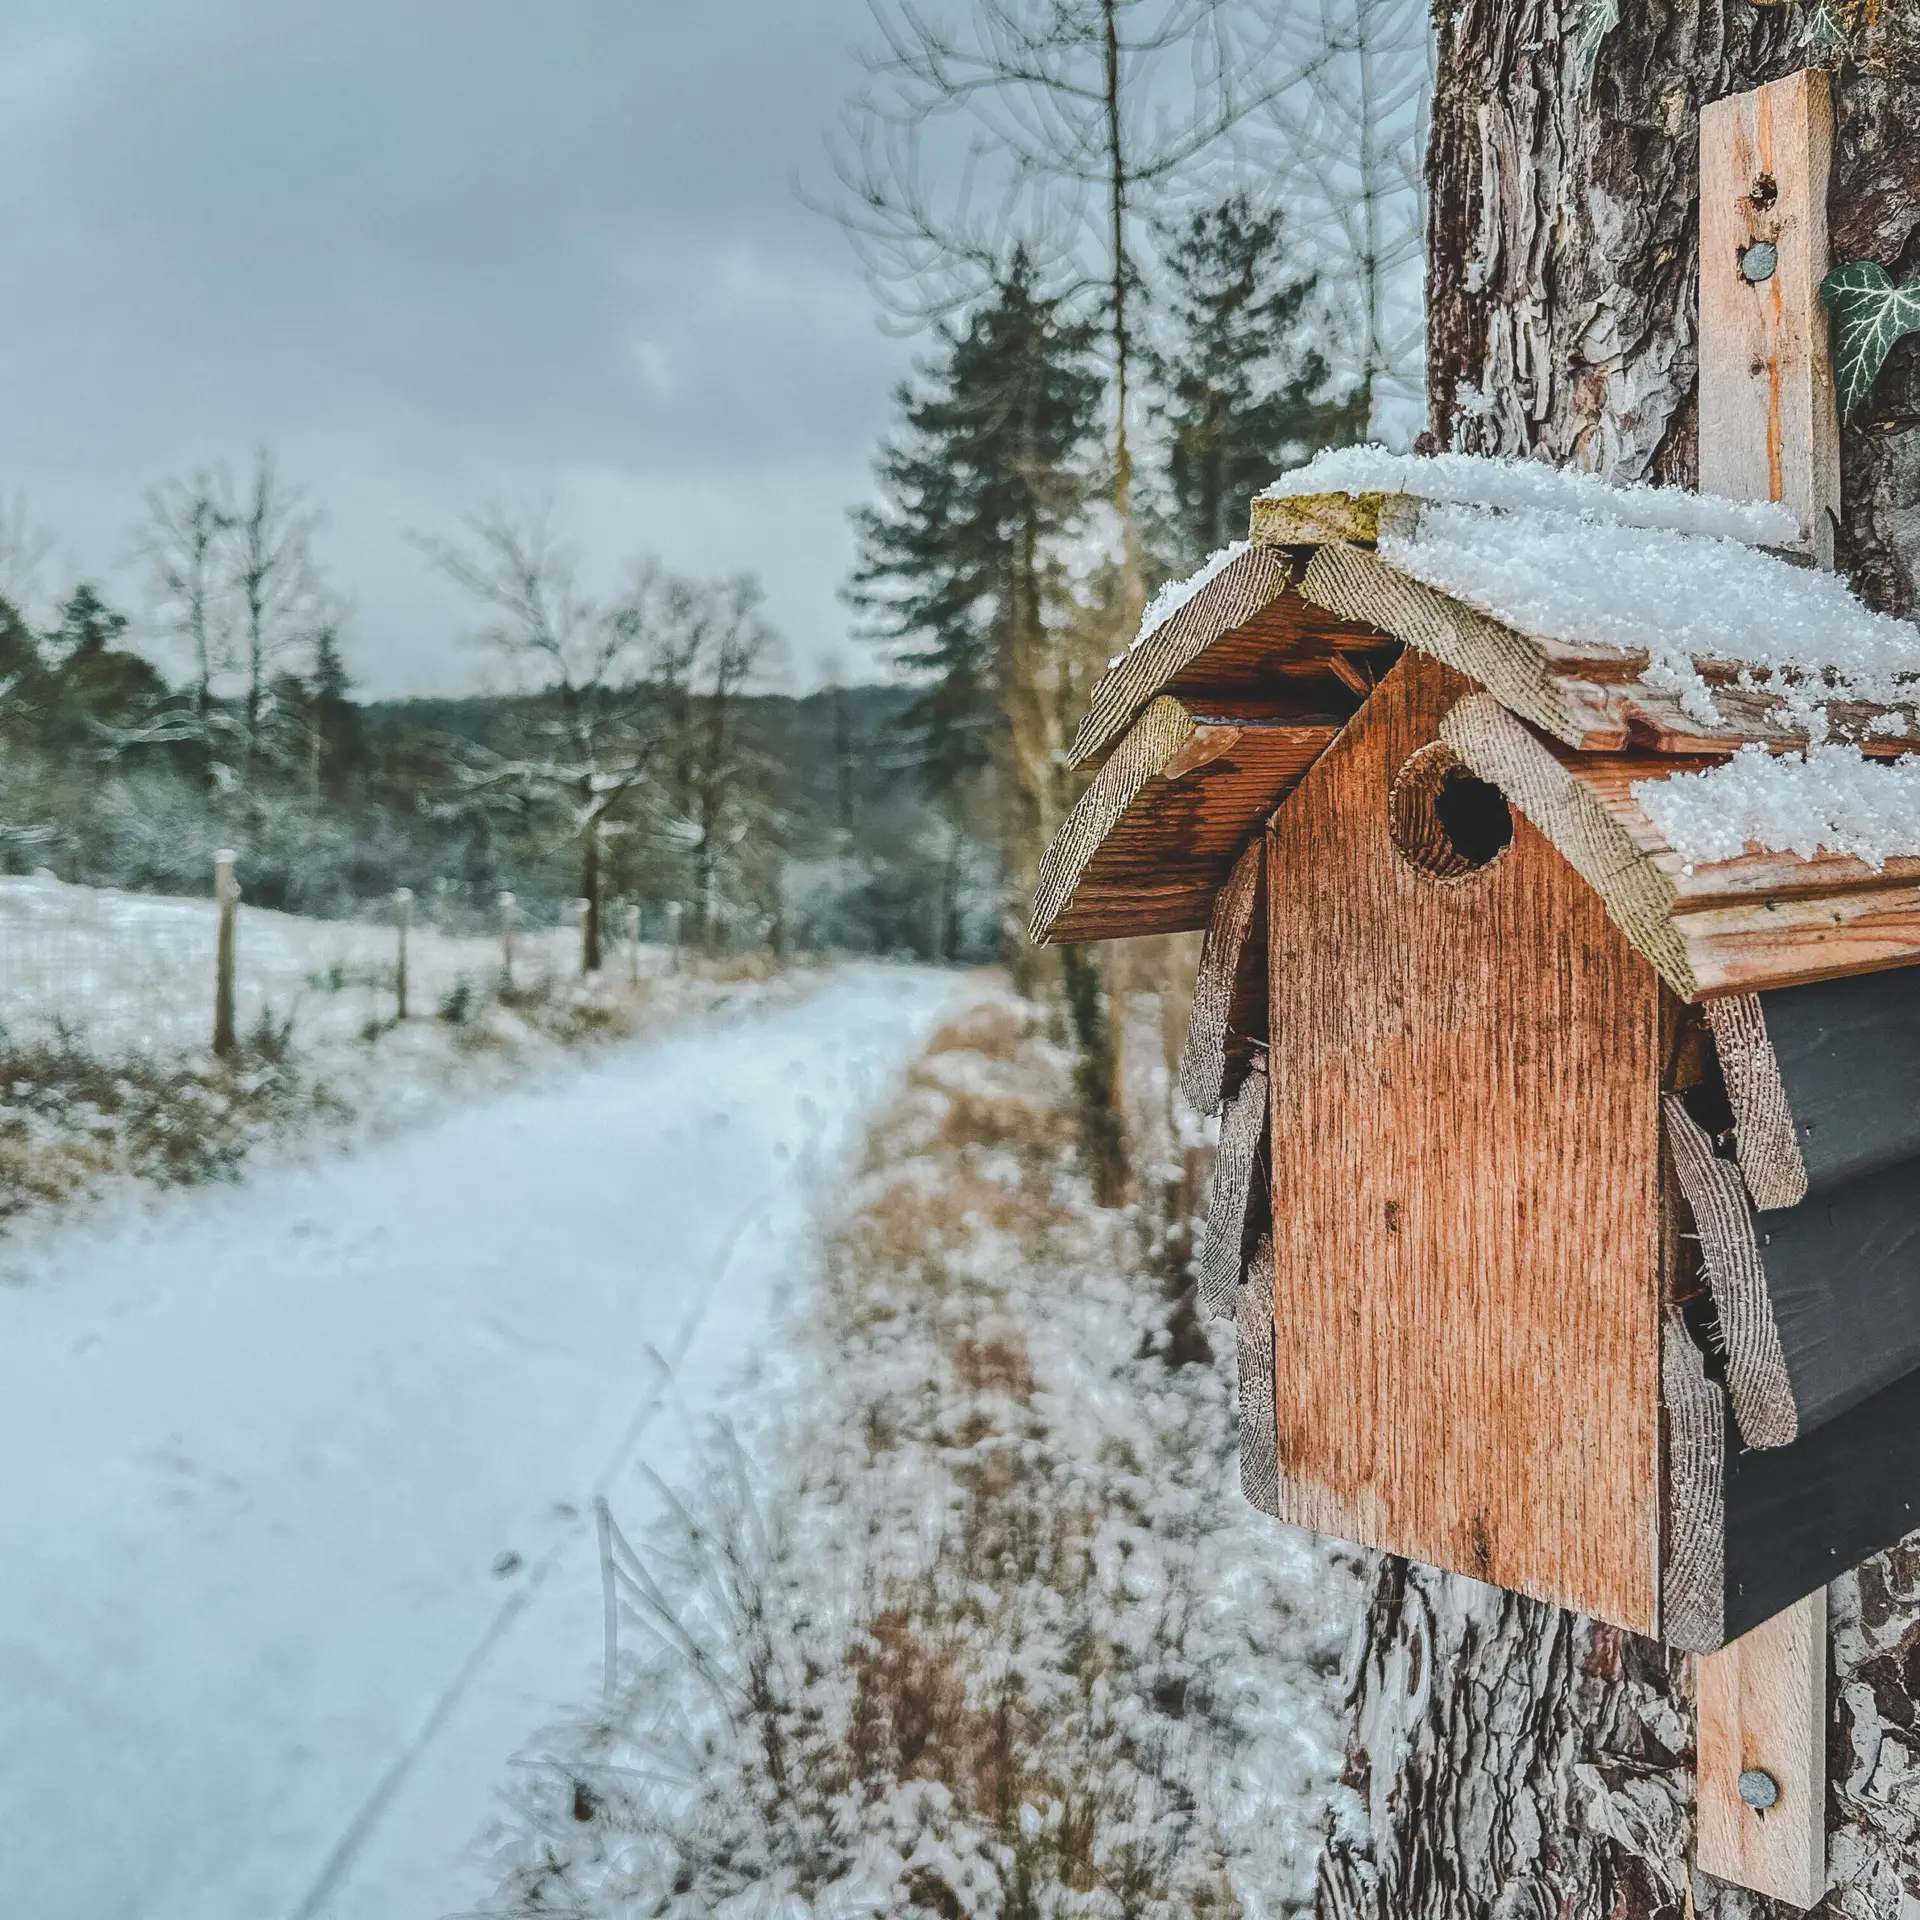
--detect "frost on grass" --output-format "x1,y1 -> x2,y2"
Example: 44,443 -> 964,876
1261,445 -> 1799,546
1113,542 -> 1250,667
488,994 -> 1358,1919
1380,501 -> 1920,736
1635,744 -> 1920,871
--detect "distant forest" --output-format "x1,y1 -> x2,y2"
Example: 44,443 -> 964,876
0,515 -> 993,963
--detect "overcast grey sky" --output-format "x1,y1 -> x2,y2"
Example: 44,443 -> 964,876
0,0 -> 915,697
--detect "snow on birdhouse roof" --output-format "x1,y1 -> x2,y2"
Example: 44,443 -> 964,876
1260,445 -> 1801,547
1634,743 -> 1920,873
1379,500 -> 1920,738
1115,541 -> 1248,667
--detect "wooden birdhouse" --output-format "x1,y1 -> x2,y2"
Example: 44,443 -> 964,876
1034,448 -> 1920,1656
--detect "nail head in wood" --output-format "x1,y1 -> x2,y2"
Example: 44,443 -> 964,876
1739,1768 -> 1781,1811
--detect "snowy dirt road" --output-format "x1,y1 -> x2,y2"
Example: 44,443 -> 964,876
0,966 -> 958,1920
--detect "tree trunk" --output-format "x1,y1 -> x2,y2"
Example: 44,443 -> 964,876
1324,9 -> 1920,1918
581,823 -> 602,976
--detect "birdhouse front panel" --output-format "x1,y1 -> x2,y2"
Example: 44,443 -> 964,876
1264,649 -> 1665,1631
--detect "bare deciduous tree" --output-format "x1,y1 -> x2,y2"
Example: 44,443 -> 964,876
654,574 -> 782,952
830,0 -> 1299,619
140,472 -> 232,728
1263,0 -> 1430,439
425,507 -> 679,974
222,449 -> 323,762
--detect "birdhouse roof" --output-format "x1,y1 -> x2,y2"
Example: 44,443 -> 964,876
1033,450 -> 1920,1002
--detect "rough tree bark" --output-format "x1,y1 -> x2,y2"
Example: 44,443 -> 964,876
1320,8 -> 1920,1918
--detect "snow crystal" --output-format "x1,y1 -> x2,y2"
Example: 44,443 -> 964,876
1128,540 -> 1247,653
1263,446 -> 1801,547
1635,743 -> 1920,870
1380,501 -> 1920,735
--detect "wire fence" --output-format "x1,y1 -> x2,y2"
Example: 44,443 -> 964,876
0,866 -> 667,1062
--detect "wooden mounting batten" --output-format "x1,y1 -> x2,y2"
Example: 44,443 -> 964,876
1692,69 -> 1836,1913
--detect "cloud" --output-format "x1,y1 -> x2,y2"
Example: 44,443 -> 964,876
0,0 -> 914,695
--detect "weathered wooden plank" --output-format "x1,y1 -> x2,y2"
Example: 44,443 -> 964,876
1440,699 -> 1920,1000
1569,754 -> 1920,909
1704,994 -> 1810,1211
1761,966 -> 1920,1191
1201,1061 -> 1268,1320
1303,540 -> 1920,757
1681,884 -> 1920,998
1249,489 -> 1404,548
1177,836 -> 1267,1115
1697,1591 -> 1827,1909
1266,650 -> 1664,1631
1700,70 -> 1840,568
1032,697 -> 1338,945
1695,79 -> 1838,1909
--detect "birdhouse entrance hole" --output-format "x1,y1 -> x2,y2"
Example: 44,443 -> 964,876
1388,743 -> 1513,880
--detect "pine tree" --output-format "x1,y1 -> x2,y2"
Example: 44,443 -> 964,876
851,259 -> 1103,847
40,584 -> 164,747
853,260 -> 1129,1202
305,624 -> 363,796
1149,195 -> 1367,569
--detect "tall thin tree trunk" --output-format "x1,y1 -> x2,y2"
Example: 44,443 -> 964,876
1326,10 -> 1920,1919
581,818 -> 602,975
1102,0 -> 1146,632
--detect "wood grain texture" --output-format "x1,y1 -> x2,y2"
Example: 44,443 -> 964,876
1680,883 -> 1920,997
1032,696 -> 1338,945
1697,1590 -> 1827,1909
1700,73 -> 1840,567
1302,537 -> 1920,756
1249,489 -> 1395,547
1266,651 -> 1664,1630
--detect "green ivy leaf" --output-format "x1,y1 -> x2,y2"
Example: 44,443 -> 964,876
1806,0 -> 1852,52
1821,260 -> 1920,416
1574,0 -> 1619,76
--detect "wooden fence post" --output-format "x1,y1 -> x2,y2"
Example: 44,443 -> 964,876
666,899 -> 683,975
498,890 -> 516,989
626,902 -> 641,987
212,849 -> 238,1059
576,897 -> 591,978
393,887 -> 413,1021
1693,69 -> 1836,1912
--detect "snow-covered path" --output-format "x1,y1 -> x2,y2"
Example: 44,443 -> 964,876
0,966 -> 957,1920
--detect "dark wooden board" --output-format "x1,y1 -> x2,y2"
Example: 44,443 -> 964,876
1723,1364 -> 1920,1640
1763,965 -> 1920,1192
1758,1155 -> 1920,1434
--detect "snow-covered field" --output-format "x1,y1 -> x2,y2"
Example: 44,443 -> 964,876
0,965 -> 960,1920
0,869 -> 601,1057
